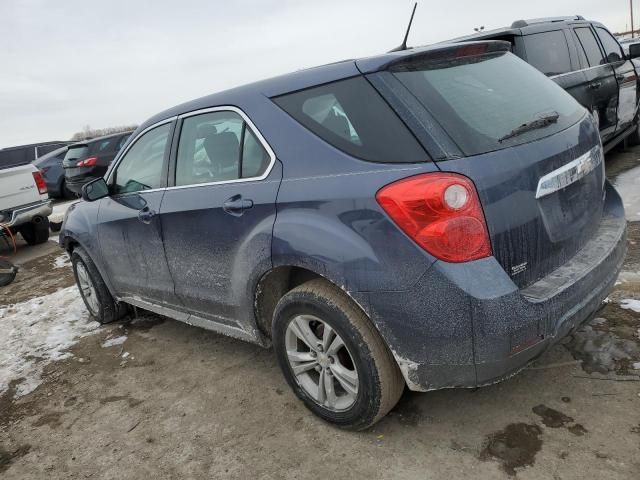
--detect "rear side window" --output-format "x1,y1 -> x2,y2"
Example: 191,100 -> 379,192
391,51 -> 584,156
175,110 -> 271,186
595,27 -> 624,63
523,31 -> 572,76
273,76 -> 427,163
574,27 -> 605,66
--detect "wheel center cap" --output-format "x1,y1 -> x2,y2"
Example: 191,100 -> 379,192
317,353 -> 330,368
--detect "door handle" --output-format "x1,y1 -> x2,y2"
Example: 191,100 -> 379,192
588,81 -> 602,89
616,74 -> 625,81
223,195 -> 254,216
138,206 -> 156,224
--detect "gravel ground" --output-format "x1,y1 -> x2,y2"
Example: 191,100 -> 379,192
0,149 -> 639,479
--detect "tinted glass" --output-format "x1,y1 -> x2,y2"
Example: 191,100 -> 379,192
392,52 -> 585,156
274,76 -> 427,163
113,123 -> 170,194
596,27 -> 624,63
574,27 -> 605,66
64,145 -> 89,163
242,127 -> 270,178
524,31 -> 572,76
91,138 -> 116,153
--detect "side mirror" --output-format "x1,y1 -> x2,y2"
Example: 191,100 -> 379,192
81,177 -> 109,202
629,43 -> 640,60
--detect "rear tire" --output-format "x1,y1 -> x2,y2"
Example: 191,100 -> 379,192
19,218 -> 50,245
272,279 -> 404,430
71,246 -> 125,324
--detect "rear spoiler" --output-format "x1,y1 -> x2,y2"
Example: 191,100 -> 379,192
356,41 -> 512,74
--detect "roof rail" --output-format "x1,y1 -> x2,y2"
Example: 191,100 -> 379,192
511,15 -> 585,29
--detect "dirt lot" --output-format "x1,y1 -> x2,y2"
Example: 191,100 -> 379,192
1,151 -> 639,479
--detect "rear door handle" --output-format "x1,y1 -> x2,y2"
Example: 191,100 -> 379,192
588,81 -> 602,89
138,206 -> 156,224
223,195 -> 253,216
616,74 -> 625,81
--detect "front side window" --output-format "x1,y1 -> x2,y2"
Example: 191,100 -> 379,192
112,123 -> 170,195
175,111 -> 270,186
574,27 -> 605,67
595,27 -> 624,63
273,76 -> 428,163
524,30 -> 572,76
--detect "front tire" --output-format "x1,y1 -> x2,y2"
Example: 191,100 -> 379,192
71,246 -> 124,324
19,218 -> 50,245
272,279 -> 404,430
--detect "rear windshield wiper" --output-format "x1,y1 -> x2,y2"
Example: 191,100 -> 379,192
498,112 -> 560,143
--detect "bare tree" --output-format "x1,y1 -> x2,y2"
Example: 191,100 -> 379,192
71,124 -> 138,141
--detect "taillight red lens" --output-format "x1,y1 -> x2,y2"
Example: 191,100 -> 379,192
32,171 -> 48,195
376,172 -> 491,263
76,156 -> 97,167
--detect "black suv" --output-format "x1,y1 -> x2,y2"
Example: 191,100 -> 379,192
452,16 -> 640,152
63,132 -> 133,195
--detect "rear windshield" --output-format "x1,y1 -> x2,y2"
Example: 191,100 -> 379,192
64,145 -> 90,162
391,51 -> 585,156
273,76 -> 428,163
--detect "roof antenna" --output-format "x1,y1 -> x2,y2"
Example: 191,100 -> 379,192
389,2 -> 418,52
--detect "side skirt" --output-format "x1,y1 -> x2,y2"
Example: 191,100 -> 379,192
120,296 -> 262,345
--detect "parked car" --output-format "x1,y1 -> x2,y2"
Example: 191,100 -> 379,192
62,132 -> 133,195
0,141 -> 70,167
450,16 -> 640,152
60,40 -> 626,429
33,146 -> 73,199
0,155 -> 51,245
619,37 -> 640,55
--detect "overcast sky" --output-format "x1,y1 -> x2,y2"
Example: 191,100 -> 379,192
0,0 -> 633,148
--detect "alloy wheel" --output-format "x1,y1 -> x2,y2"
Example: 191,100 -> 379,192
285,314 -> 359,411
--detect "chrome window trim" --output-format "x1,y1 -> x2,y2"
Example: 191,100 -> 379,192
167,106 -> 277,191
106,106 -> 276,193
105,116 -> 177,184
550,63 -> 611,80
535,144 -> 603,199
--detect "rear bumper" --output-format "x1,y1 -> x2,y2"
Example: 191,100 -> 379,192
0,200 -> 53,228
360,181 -> 626,391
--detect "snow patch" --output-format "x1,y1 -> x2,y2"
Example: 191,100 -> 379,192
53,254 -> 70,269
0,287 -> 99,397
102,335 -> 127,348
620,299 -> 640,313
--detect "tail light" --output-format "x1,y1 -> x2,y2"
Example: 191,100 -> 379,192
32,171 -> 48,195
76,156 -> 97,167
376,172 -> 491,263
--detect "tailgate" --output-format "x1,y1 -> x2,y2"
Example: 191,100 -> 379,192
439,119 -> 605,288
0,165 -> 42,212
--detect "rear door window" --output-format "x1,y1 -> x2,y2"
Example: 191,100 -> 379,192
523,30 -> 572,76
595,27 -> 625,63
175,110 -> 272,186
273,76 -> 428,163
574,27 -> 605,66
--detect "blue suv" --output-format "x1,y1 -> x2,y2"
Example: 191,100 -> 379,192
61,41 -> 626,429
